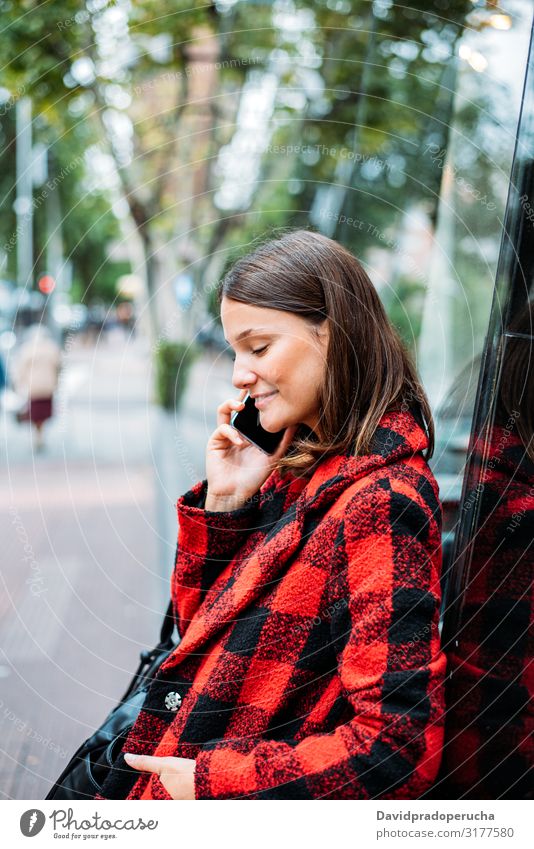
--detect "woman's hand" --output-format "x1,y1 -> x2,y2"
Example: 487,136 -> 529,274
205,388 -> 297,510
124,753 -> 196,799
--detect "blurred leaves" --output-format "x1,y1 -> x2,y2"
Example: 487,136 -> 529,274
154,339 -> 198,409
0,0 -> 500,340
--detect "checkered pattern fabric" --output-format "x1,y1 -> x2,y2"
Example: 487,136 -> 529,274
96,408 -> 446,799
437,422 -> 534,799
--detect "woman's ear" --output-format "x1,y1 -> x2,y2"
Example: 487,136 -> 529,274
316,319 -> 330,351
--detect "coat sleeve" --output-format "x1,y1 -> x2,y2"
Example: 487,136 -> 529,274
193,480 -> 447,799
172,479 -> 261,639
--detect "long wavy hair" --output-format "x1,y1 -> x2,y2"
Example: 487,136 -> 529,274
218,229 -> 434,479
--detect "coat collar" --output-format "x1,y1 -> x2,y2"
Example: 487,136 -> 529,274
160,408 -> 430,675
266,407 -> 430,513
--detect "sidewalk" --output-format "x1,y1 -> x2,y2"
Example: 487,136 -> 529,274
0,330 -> 234,799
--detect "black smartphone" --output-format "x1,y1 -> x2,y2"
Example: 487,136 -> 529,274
230,392 -> 286,455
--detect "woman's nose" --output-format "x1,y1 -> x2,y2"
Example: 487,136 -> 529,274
232,361 -> 257,390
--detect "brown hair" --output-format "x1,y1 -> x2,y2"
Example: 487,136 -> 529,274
218,228 -> 434,479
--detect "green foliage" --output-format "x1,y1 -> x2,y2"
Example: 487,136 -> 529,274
386,277 -> 427,357
0,107 -> 17,278
285,0 -> 474,254
70,260 -> 131,305
0,101 -> 128,300
0,0 -> 483,341
154,339 -> 198,410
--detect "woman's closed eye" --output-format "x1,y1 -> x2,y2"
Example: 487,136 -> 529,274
230,346 -> 268,362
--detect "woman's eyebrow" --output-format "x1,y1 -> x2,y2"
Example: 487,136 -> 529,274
224,327 -> 269,344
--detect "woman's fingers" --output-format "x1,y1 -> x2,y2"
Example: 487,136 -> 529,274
124,753 -> 163,773
124,753 -> 195,775
211,420 -> 296,457
212,423 -> 245,448
217,392 -> 247,426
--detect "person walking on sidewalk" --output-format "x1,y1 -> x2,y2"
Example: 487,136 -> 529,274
95,229 -> 446,800
12,324 -> 61,452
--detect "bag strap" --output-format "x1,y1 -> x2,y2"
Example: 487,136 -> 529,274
137,597 -> 177,674
159,598 -> 176,646
118,599 -> 176,704
158,541 -> 179,645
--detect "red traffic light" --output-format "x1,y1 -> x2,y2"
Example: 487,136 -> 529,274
38,275 -> 56,295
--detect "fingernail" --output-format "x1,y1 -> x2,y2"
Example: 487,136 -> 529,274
124,753 -> 139,763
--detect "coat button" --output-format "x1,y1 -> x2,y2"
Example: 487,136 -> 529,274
164,691 -> 182,711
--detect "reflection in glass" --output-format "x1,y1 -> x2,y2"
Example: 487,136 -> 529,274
431,10 -> 534,793
438,308 -> 534,798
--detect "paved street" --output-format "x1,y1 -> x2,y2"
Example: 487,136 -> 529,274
0,329 -> 234,799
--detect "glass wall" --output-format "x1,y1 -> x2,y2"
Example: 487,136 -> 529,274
434,19 -> 534,799
306,1 -> 533,582
299,0 -> 534,798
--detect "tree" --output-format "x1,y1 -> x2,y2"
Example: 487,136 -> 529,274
1,0 -> 489,346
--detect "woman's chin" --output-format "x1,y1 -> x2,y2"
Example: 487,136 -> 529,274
260,413 -> 297,435
262,420 -> 284,434
258,411 -> 285,434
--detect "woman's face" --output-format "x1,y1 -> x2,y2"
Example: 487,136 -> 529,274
220,297 -> 329,436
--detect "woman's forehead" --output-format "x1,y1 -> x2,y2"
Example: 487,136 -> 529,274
221,298 -> 292,329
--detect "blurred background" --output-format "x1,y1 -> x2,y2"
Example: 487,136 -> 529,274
1,0 -> 532,799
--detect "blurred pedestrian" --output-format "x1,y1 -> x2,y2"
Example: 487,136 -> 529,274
12,324 -> 61,452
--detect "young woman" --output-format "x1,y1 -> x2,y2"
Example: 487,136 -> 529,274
96,229 -> 446,800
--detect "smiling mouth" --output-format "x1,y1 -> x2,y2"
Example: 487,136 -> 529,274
253,391 -> 278,408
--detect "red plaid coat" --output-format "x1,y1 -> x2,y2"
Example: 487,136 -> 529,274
96,408 -> 446,800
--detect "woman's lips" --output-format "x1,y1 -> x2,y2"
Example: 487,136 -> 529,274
253,391 -> 278,409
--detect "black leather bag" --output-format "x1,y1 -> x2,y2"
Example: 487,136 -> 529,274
45,600 -> 176,800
